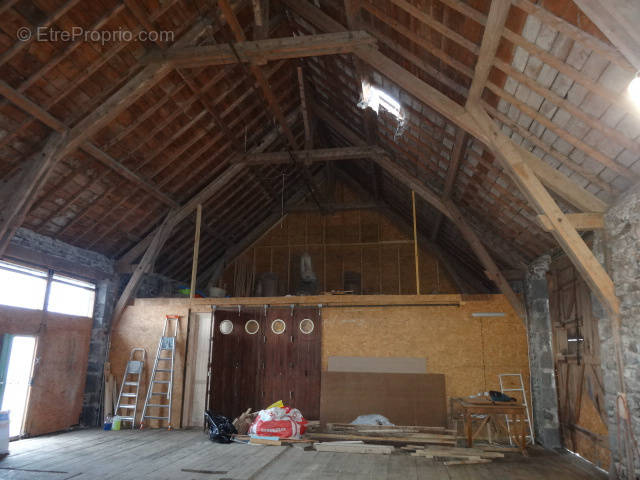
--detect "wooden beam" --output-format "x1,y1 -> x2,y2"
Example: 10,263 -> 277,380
374,153 -> 525,318
189,205 -> 202,298
145,31 -> 375,67
432,128 -> 468,240
116,108 -> 300,270
297,67 -> 314,149
239,146 -> 380,164
0,80 -> 180,207
253,0 -> 270,40
282,0 -> 607,214
465,0 -> 511,106
470,105 -> 619,315
310,89 -> 524,315
572,0 -> 640,72
0,132 -> 66,255
117,163 -> 246,270
537,213 -> 604,232
0,21 -> 208,251
336,168 -> 488,294
112,208 -> 179,329
198,172 -> 320,287
218,0 -> 297,148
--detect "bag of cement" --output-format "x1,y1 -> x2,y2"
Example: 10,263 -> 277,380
351,414 -> 394,426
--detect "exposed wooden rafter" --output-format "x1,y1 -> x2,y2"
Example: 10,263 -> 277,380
310,101 -> 525,318
284,0 -> 620,317
431,128 -> 468,241
112,208 -> 180,329
144,31 -> 375,68
218,0 -> 298,148
281,0 -> 607,215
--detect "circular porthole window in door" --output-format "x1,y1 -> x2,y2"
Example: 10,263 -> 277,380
219,319 -> 233,335
271,318 -> 286,335
245,319 -> 260,335
299,318 -> 314,335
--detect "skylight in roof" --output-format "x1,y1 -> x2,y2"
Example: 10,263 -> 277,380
358,81 -> 407,138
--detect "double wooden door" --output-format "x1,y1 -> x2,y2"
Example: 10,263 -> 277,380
208,306 -> 321,420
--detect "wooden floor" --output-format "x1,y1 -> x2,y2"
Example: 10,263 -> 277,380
0,429 -> 606,479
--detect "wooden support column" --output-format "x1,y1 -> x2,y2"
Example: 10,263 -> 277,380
112,208 -> 179,329
190,205 -> 202,298
411,190 -> 420,294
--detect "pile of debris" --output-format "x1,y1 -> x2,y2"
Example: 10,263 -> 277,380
216,408 -> 514,466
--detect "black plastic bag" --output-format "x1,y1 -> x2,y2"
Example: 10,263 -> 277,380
489,390 -> 516,402
204,410 -> 237,443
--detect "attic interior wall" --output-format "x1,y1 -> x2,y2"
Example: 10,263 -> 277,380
109,294 -> 527,433
218,182 -> 459,296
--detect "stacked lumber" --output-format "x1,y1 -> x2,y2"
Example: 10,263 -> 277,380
307,423 -> 457,447
407,445 -> 505,465
314,441 -> 394,455
328,423 -> 456,435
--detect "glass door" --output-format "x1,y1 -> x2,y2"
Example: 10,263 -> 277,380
0,335 -> 37,438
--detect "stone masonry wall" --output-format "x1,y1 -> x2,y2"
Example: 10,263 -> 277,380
594,183 -> 640,478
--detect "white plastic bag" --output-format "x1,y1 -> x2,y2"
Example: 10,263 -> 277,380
351,414 -> 394,426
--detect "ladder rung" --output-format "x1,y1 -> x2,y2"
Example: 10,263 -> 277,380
157,358 -> 172,361
118,405 -> 136,409
118,416 -> 134,421
150,392 -> 168,396
153,380 -> 170,384
502,388 -> 523,392
121,393 -> 137,397
124,382 -> 138,386
143,416 -> 169,420
155,369 -> 172,372
146,404 -> 170,408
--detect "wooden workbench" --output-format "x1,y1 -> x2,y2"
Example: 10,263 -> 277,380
459,400 -> 528,454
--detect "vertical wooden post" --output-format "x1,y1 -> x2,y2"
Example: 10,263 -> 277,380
190,204 -> 202,298
412,190 -> 420,294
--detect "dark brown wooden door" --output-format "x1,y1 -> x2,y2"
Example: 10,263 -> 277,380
548,256 -> 610,469
209,306 -> 321,420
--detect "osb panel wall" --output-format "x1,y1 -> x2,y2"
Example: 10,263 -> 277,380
109,301 -> 190,429
321,295 -> 530,412
219,183 -> 458,296
0,305 -> 92,436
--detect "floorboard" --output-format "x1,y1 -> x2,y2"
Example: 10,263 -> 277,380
0,429 -> 607,479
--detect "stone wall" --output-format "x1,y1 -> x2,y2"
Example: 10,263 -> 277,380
524,255 -> 561,449
10,227 -> 114,277
594,183 -> 640,478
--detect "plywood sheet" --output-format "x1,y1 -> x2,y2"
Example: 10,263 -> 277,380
0,305 -> 92,436
327,356 -> 427,374
321,297 -> 530,413
320,372 -> 447,427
